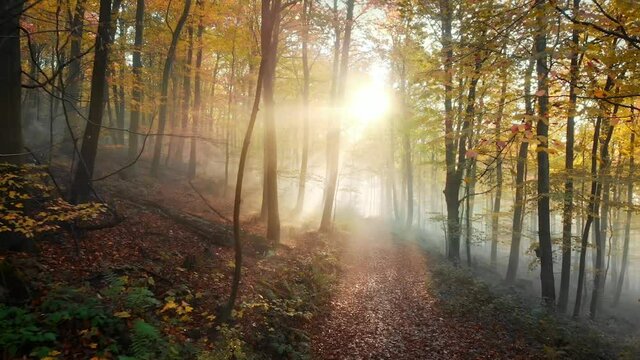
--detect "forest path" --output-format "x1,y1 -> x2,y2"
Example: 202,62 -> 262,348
311,219 -> 531,360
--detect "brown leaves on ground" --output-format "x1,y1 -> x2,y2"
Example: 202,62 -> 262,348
312,220 -> 536,360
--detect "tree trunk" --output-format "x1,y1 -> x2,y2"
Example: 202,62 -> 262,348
439,0 -> 461,263
295,0 -> 312,214
506,50 -> 535,284
177,26 -> 194,168
150,0 -> 193,177
224,0 -> 273,320
574,117 -> 604,317
0,0 -> 24,164
319,0 -> 355,232
558,0 -> 581,313
400,64 -> 413,228
491,68 -> 508,269
262,0 -> 283,243
61,0 -> 86,154
590,99 -> 618,319
613,131 -> 634,307
127,0 -> 144,175
188,1 -> 204,180
69,0 -> 114,202
534,0 -> 556,306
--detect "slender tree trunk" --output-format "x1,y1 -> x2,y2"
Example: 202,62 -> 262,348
226,25 -> 238,195
590,98 -> 618,319
62,0 -> 86,154
613,130 -> 634,306
69,0 -> 114,202
534,0 -> 556,306
127,0 -> 144,175
177,26 -> 194,168
150,0 -> 193,176
320,0 -> 355,232
558,0 -> 581,312
188,1 -> 204,179
0,0 -> 24,165
440,0 -> 461,263
400,64 -> 413,228
574,117 -> 604,317
506,51 -> 535,284
225,0 -> 274,318
491,69 -> 508,268
295,0 -> 312,214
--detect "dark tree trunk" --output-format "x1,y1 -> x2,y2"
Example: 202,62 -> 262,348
491,68 -> 508,268
62,0 -> 86,153
506,50 -> 535,284
150,0 -> 193,176
439,0 -> 461,263
590,100 -> 618,319
0,0 -> 24,164
188,1 -> 204,179
558,0 -> 581,313
177,26 -> 194,168
127,0 -> 145,174
534,0 -> 556,306
574,118 -> 604,317
69,0 -> 114,202
225,0 -> 274,320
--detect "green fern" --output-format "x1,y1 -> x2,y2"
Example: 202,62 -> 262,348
130,319 -> 163,360
126,287 -> 160,310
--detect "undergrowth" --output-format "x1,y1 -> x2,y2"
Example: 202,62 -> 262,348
428,261 -> 638,360
203,238 -> 340,360
0,272 -> 195,359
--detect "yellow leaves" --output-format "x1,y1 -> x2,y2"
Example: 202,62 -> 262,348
114,311 -> 132,318
41,350 -> 62,360
594,88 -> 607,98
161,300 -> 178,313
177,301 -> 194,315
160,298 -> 193,318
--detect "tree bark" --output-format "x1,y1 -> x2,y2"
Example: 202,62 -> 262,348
188,1 -> 204,179
534,0 -> 556,306
127,0 -> 145,175
558,0 -> 581,313
69,0 -> 115,202
491,68 -> 508,268
320,0 -> 355,232
176,26 -> 194,167
613,130 -> 634,306
61,0 -> 86,154
0,0 -> 24,165
295,0 -> 312,214
150,0 -> 193,177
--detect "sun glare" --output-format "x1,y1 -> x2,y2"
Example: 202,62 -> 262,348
347,64 -> 392,130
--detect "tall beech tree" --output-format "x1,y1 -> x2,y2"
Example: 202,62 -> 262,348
150,0 -> 193,177
0,0 -> 24,165
533,0 -> 556,306
320,0 -> 355,232
70,0 -> 116,203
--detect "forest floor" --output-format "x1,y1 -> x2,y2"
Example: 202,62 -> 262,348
311,220 -> 535,360
2,157 -> 636,358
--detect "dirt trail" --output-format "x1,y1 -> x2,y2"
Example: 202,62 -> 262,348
311,220 -> 533,360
